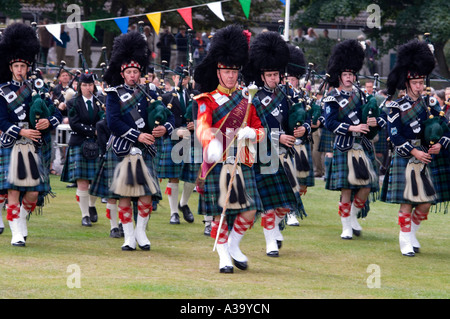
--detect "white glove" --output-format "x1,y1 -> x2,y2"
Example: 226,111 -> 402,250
237,126 -> 256,141
207,138 -> 222,163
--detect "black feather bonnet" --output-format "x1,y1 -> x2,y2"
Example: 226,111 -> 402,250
244,31 -> 290,87
194,24 -> 250,93
103,31 -> 148,87
0,23 -> 40,83
326,39 -> 365,88
286,44 -> 306,78
386,39 -> 435,96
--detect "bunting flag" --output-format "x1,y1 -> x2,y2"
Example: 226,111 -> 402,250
114,16 -> 129,34
45,23 -> 62,43
177,7 -> 193,29
81,21 -> 98,41
146,12 -> 161,35
34,0 -> 250,43
207,2 -> 225,21
239,0 -> 251,19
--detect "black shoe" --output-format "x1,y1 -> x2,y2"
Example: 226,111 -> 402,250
277,240 -> 282,249
82,216 -> 92,227
267,251 -> 279,257
352,229 -> 361,237
203,223 -> 211,236
170,213 -> 180,224
66,183 -> 77,188
119,223 -> 124,237
402,252 -> 415,257
121,245 -> 136,251
0,227 -> 4,234
413,247 -> 420,253
109,228 -> 121,238
178,203 -> 194,223
89,207 -> 98,223
220,266 -> 234,273
12,241 -> 26,247
232,258 -> 248,270
139,244 -> 150,251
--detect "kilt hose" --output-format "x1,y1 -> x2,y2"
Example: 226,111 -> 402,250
318,128 -> 335,153
0,145 -> 50,194
254,162 -> 306,218
325,146 -> 379,193
380,153 -> 436,205
201,163 -> 263,229
60,145 -> 100,183
89,146 -> 162,201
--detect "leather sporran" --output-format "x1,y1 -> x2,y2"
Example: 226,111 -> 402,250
82,139 -> 99,160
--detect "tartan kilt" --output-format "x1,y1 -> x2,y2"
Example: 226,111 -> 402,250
89,146 -> 162,200
156,136 -> 183,179
41,132 -> 53,172
60,145 -> 99,183
297,142 -> 315,187
202,163 -> 263,217
0,145 -> 50,193
380,153 -> 436,205
429,150 -> 450,204
254,163 -> 306,217
318,128 -> 334,153
374,127 -> 388,154
180,140 -> 202,183
325,146 -> 379,192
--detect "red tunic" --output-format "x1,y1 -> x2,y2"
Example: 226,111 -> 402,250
195,85 -> 264,168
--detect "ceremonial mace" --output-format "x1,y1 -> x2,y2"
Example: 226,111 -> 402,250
213,84 -> 259,252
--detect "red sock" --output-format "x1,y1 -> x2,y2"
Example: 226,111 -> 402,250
233,214 -> 253,235
338,202 -> 351,217
398,211 -> 412,232
261,211 -> 276,230
412,208 -> 428,225
137,200 -> 152,218
211,219 -> 228,244
118,205 -> 133,224
6,204 -> 20,221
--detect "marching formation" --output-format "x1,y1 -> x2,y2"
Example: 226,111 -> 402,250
0,22 -> 448,274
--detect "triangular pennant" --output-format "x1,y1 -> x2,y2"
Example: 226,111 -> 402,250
114,16 -> 129,34
239,0 -> 251,19
146,12 -> 161,35
177,7 -> 193,29
45,24 -> 62,43
207,2 -> 225,21
81,21 -> 98,41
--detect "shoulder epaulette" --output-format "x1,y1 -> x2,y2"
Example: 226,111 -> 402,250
193,92 -> 214,102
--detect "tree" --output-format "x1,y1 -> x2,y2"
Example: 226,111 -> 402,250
291,0 -> 450,78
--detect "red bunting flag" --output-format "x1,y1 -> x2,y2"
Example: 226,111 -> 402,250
177,7 -> 193,29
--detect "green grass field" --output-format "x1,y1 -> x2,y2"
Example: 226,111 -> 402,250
0,175 -> 448,299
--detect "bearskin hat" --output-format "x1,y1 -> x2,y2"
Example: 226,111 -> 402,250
194,24 -> 250,93
286,44 -> 306,78
326,39 -> 365,88
243,31 -> 290,87
386,39 -> 435,96
103,31 -> 148,87
0,23 -> 40,84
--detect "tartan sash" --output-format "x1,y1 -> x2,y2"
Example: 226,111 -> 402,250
4,84 -> 33,112
338,91 -> 360,120
200,94 -> 249,179
117,87 -> 146,116
253,87 -> 286,120
400,98 -> 425,125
